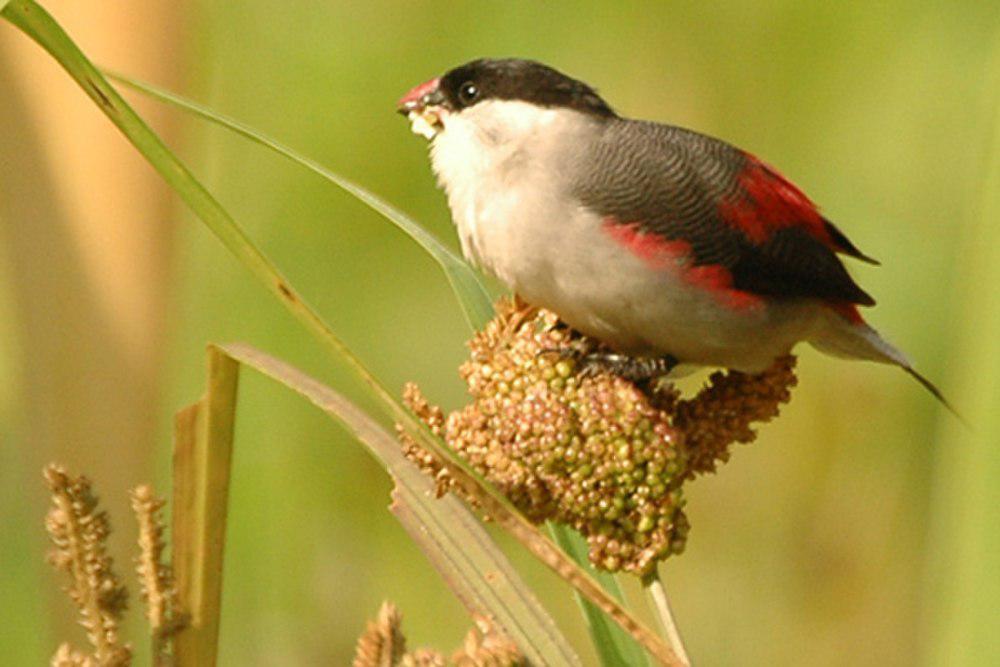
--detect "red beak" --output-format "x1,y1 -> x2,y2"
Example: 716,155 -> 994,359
397,77 -> 444,114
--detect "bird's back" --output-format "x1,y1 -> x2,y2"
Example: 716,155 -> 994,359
575,118 -> 875,306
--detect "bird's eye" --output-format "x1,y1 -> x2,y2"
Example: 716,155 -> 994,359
458,81 -> 479,104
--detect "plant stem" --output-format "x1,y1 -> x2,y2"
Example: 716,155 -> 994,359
1,4 -> 685,661
645,570 -> 690,666
547,523 -> 651,666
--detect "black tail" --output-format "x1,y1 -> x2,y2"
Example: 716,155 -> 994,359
903,366 -> 967,425
811,313 -> 965,424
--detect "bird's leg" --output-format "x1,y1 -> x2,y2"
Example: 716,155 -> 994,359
577,353 -> 680,382
537,331 -> 598,361
535,326 -> 678,383
537,331 -> 679,383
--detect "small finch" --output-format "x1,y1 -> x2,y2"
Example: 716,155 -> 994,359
399,58 -> 953,413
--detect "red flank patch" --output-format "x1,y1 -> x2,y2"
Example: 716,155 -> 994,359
603,219 -> 764,311
602,220 -> 690,269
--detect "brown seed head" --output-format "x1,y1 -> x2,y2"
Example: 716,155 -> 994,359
43,464 -> 132,667
401,299 -> 796,575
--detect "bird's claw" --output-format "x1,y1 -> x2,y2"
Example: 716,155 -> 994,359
536,335 -> 678,383
577,353 -> 679,382
536,336 -> 596,362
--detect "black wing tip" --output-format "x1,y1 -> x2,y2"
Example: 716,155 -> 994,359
852,251 -> 881,266
855,291 -> 877,307
823,218 -> 880,265
845,279 -> 876,307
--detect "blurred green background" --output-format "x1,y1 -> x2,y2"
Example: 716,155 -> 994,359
1,1 -> 997,664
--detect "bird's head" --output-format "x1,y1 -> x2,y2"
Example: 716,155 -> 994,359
397,58 -> 615,141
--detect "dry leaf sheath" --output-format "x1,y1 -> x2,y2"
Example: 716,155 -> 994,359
43,464 -> 132,667
401,299 -> 796,576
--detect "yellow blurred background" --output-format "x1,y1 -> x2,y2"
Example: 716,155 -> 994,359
1,1 -> 997,664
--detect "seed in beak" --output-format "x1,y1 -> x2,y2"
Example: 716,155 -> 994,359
398,77 -> 447,139
397,77 -> 442,114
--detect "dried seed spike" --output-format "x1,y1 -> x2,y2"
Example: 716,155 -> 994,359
401,304 -> 690,575
50,643 -> 89,667
400,649 -> 446,667
43,464 -> 132,667
353,603 -> 522,667
130,484 -> 182,663
131,485 -> 169,629
352,601 -> 407,667
451,614 -> 525,666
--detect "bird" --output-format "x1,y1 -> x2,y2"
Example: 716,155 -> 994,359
397,57 -> 953,413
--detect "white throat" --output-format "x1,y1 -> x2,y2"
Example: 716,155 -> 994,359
424,100 -> 586,269
430,99 -> 562,195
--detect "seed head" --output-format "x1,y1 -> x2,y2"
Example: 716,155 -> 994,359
401,299 -> 795,576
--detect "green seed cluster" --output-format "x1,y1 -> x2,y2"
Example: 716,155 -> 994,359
401,300 -> 797,576
403,303 -> 690,576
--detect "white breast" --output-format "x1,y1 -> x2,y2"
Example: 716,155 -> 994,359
426,101 -> 820,372
429,101 -> 592,279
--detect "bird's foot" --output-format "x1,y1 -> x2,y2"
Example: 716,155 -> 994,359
536,332 -> 678,384
577,352 -> 680,382
537,335 -> 598,362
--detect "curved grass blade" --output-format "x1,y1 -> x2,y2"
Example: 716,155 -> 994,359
549,524 -> 652,667
2,5 -> 681,661
216,343 -> 581,666
1,0 -> 401,419
104,70 -> 494,331
221,343 -> 681,664
100,72 -> 658,664
2,0 -> 533,570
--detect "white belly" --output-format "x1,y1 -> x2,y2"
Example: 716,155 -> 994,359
472,201 -> 817,371
427,102 -> 818,372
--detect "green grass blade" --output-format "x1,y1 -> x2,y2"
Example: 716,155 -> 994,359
104,62 -> 669,667
1,0 -> 404,423
3,6 -> 681,661
102,72 -> 661,664
221,342 -> 681,665
548,524 -> 652,667
3,0 -> 495,520
392,489 -> 581,666
2,0 -> 537,566
104,71 -> 494,331
218,342 -> 580,666
171,347 -> 240,666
